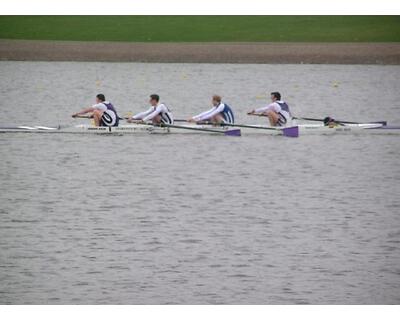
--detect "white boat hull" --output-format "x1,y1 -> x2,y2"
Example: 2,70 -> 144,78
0,123 -> 399,135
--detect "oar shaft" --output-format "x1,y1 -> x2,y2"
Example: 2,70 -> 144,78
293,116 -> 359,124
73,114 -> 129,120
248,113 -> 385,125
160,123 -> 230,134
248,113 -> 268,118
73,114 -> 93,119
174,119 -> 282,131
222,123 -> 280,131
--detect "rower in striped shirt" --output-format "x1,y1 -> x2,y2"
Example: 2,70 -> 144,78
188,95 -> 235,124
127,94 -> 174,125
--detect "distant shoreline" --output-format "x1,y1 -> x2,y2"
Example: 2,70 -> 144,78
1,40 -> 399,64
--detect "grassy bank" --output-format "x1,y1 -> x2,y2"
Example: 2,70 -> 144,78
0,16 -> 399,42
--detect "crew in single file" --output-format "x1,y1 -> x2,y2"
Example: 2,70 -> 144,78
247,92 -> 292,127
188,95 -> 235,124
127,94 -> 173,125
72,94 -> 119,127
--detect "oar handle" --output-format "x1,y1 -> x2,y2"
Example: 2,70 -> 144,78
72,114 -> 93,119
248,113 -> 268,117
72,114 -> 130,120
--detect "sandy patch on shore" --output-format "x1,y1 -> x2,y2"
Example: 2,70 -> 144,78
0,40 -> 399,64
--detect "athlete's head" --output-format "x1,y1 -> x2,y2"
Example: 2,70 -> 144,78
323,116 -> 336,126
212,95 -> 222,106
271,92 -> 281,102
150,94 -> 160,106
96,94 -> 106,103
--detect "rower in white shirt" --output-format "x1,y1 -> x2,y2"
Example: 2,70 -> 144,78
188,95 -> 235,124
127,94 -> 173,124
247,92 -> 292,127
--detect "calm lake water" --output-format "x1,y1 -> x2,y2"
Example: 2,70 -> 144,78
0,62 -> 399,304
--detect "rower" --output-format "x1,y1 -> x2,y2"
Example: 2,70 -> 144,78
188,95 -> 235,124
72,94 -> 119,127
247,92 -> 292,127
127,94 -> 173,124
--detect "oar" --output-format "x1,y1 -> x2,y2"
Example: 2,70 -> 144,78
293,116 -> 386,126
72,114 -> 93,119
73,115 -> 296,136
220,123 -> 298,138
249,113 -> 386,126
173,119 -> 298,137
158,123 -> 241,136
72,114 -> 129,120
121,119 -> 241,136
71,116 -> 240,136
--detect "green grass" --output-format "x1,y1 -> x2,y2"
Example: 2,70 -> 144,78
0,16 -> 399,42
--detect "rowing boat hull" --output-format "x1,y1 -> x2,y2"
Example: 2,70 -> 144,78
1,123 -> 399,135
0,124 -> 170,134
239,123 -> 400,135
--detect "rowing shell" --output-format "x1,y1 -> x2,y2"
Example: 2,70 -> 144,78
0,123 -> 399,135
233,123 -> 400,135
0,124 -> 169,134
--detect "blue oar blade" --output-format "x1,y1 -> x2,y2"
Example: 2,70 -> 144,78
282,126 -> 299,138
224,129 -> 241,136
